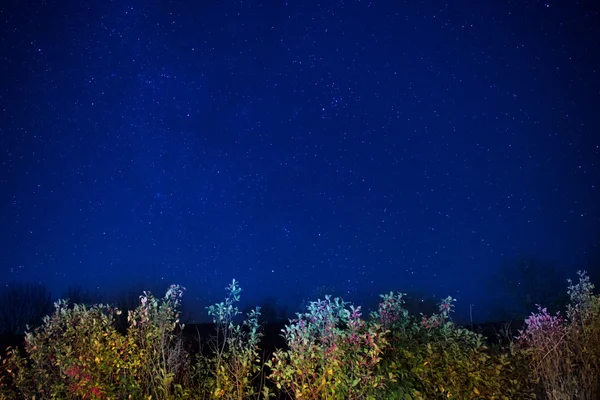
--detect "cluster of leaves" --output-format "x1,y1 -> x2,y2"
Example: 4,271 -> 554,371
267,295 -> 389,400
372,293 -> 537,399
516,270 -> 600,399
0,300 -> 136,399
0,284 -> 189,400
126,284 -> 190,398
194,278 -> 270,399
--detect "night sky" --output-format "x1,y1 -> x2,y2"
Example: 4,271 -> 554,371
1,0 -> 599,323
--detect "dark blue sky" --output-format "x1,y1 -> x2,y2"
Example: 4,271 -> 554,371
1,0 -> 599,323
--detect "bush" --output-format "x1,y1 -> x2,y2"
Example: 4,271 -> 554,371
0,284 -> 190,400
195,278 -> 269,399
517,270 -> 600,399
373,294 -> 537,399
0,300 -> 136,399
267,295 -> 389,400
126,284 -> 190,398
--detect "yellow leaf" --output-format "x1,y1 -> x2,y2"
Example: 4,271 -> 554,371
473,387 -> 480,395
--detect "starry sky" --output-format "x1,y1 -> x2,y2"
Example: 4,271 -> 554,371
1,0 -> 599,323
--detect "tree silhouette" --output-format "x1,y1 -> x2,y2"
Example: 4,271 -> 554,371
242,296 -> 288,325
62,284 -> 107,307
402,291 -> 439,317
0,282 -> 53,334
492,255 -> 569,320
584,242 -> 600,285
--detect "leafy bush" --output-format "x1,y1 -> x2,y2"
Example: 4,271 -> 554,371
126,284 -> 190,398
566,271 -> 600,398
267,295 -> 389,400
195,278 -> 269,399
517,270 -> 600,399
0,300 -> 136,399
0,284 -> 190,400
373,294 -> 537,399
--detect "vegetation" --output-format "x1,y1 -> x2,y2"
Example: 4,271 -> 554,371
0,282 -> 52,335
0,272 -> 598,399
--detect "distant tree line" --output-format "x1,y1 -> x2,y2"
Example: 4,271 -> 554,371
0,282 -> 52,335
1,247 -> 599,336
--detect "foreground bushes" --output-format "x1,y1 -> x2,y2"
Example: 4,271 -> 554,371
267,296 -> 388,399
1,272 -> 598,399
373,294 -> 537,399
516,271 -> 600,399
0,285 -> 188,399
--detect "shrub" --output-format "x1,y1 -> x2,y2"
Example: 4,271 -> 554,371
516,305 -> 575,398
196,278 -> 269,399
517,270 -> 600,399
126,284 -> 190,398
566,271 -> 600,398
0,300 -> 137,399
0,284 -> 189,400
267,295 -> 389,400
374,294 -> 537,399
